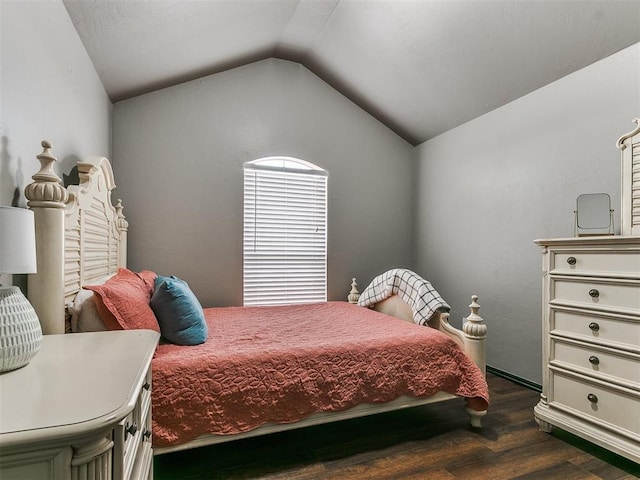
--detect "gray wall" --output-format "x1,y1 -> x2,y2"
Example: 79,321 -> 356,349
0,0 -> 111,207
0,0 -> 111,287
112,58 -> 414,307
414,43 -> 640,385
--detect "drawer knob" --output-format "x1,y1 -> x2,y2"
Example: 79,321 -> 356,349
566,256 -> 577,265
588,289 -> 599,298
587,393 -> 598,403
143,382 -> 151,391
588,322 -> 600,332
125,423 -> 138,439
588,356 -> 599,366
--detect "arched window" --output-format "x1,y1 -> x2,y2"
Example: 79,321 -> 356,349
243,157 -> 328,306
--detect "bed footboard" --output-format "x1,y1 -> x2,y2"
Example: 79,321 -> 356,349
349,278 -> 486,374
349,279 -> 488,426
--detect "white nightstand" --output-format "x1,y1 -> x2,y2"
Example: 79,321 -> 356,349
0,330 -> 159,480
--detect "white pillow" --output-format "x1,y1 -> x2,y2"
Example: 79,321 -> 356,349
69,274 -> 115,332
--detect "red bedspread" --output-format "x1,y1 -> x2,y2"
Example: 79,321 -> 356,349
152,302 -> 489,447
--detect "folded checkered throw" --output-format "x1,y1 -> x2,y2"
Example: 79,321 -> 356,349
357,268 -> 450,325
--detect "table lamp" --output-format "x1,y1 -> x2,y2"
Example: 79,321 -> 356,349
0,206 -> 42,372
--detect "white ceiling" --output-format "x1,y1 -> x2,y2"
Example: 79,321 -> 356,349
63,0 -> 640,145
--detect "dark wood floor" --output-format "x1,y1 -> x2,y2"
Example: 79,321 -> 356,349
153,374 -> 640,479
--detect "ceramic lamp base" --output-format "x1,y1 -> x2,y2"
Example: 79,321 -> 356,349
0,286 -> 42,372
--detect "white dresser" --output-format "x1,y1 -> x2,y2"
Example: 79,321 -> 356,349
0,330 -> 159,480
534,236 -> 640,463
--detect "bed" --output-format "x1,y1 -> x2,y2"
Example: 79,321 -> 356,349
24,140 -> 489,455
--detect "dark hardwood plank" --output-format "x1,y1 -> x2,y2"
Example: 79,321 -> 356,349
153,374 -> 640,479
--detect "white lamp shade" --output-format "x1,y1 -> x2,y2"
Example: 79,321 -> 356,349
0,206 -> 37,274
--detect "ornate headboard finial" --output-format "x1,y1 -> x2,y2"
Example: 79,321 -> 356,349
25,140 -> 68,207
35,140 -> 60,182
115,199 -> 129,232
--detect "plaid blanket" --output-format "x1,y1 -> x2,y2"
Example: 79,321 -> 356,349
357,269 -> 450,325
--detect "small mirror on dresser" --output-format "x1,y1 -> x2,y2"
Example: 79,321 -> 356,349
574,193 -> 613,237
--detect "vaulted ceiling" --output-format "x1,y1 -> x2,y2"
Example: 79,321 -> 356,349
63,0 -> 640,145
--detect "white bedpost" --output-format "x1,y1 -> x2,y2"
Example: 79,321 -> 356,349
462,295 -> 487,375
115,199 -> 128,268
25,141 -> 69,335
462,295 -> 487,428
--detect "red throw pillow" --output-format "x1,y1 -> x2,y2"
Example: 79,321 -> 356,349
136,269 -> 158,296
85,268 -> 160,332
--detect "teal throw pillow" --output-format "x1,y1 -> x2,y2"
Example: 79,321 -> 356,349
151,275 -> 208,345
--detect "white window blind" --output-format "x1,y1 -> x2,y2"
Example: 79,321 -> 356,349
243,159 -> 328,306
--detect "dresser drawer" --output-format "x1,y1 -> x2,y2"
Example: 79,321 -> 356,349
551,309 -> 640,352
551,340 -> 640,389
551,250 -> 640,278
550,372 -> 640,440
550,277 -> 640,315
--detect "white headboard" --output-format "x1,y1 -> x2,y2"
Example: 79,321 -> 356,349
25,141 -> 128,334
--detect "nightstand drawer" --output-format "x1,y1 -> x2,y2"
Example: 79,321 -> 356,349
551,309 -> 640,352
551,340 -> 640,388
137,370 -> 152,438
115,410 -> 142,480
114,367 -> 153,480
551,278 -> 640,315
551,372 -> 640,440
551,250 -> 640,278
